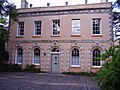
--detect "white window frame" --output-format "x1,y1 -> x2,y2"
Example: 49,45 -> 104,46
17,22 -> 24,36
34,21 -> 41,36
92,48 -> 102,68
33,48 -> 40,65
15,48 -> 23,64
92,18 -> 102,36
71,19 -> 80,35
52,20 -> 60,36
71,48 -> 80,67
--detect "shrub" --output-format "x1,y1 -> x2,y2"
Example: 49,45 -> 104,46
95,45 -> 120,90
0,64 -> 9,72
8,64 -> 22,72
0,64 -> 22,72
23,64 -> 40,73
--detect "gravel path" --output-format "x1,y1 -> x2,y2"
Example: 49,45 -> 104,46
0,72 -> 100,90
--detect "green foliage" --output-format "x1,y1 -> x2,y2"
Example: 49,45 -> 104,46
113,0 -> 120,8
8,64 -> 22,72
0,64 -> 22,72
95,45 -> 120,90
0,0 -> 18,63
23,64 -> 41,73
0,18 -> 8,63
62,71 -> 96,76
0,0 -> 18,21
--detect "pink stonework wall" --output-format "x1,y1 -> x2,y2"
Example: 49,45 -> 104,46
8,2 -> 112,73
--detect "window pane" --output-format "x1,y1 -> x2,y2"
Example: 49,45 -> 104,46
52,48 -> 59,52
52,20 -> 60,35
72,20 -> 80,35
92,48 -> 101,66
72,20 -> 80,27
34,48 -> 40,64
35,21 -> 41,35
17,48 -> 23,63
18,22 -> 24,36
92,18 -> 101,35
72,48 -> 79,65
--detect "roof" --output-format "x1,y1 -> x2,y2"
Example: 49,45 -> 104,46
17,2 -> 112,13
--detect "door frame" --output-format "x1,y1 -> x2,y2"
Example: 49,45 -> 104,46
50,47 -> 60,73
51,53 -> 59,73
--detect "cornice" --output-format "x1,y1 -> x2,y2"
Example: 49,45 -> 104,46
10,39 -> 111,43
17,2 -> 112,17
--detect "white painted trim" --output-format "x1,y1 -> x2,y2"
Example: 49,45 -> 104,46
71,19 -> 80,36
50,52 -> 61,54
92,66 -> 101,68
33,21 -> 42,36
71,65 -> 80,67
33,63 -> 40,65
16,22 -> 19,36
15,49 -> 23,64
32,48 -> 40,65
16,22 -> 25,36
91,18 -> 102,36
33,35 -> 41,37
92,61 -> 102,68
52,20 -> 60,36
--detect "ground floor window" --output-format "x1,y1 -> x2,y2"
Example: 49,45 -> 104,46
16,48 -> 23,64
92,48 -> 101,66
71,48 -> 80,66
33,48 -> 40,65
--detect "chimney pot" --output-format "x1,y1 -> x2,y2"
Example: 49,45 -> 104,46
47,3 -> 50,7
30,4 -> 32,7
65,1 -> 68,6
85,0 -> 87,4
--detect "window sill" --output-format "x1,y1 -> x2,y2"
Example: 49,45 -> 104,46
92,66 -> 101,68
16,63 -> 22,64
33,63 -> 40,65
71,65 -> 80,67
92,34 -> 102,37
33,35 -> 41,38
71,34 -> 81,37
16,36 -> 24,38
51,35 -> 60,37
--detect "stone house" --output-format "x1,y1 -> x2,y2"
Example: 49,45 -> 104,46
8,0 -> 113,73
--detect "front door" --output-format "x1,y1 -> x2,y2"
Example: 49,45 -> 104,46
52,54 -> 59,73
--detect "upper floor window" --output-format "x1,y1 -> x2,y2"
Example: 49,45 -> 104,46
72,19 -> 80,35
92,18 -> 101,35
34,21 -> 41,35
17,22 -> 24,36
92,48 -> 101,67
16,48 -> 23,64
52,20 -> 60,36
71,48 -> 80,66
33,48 -> 40,65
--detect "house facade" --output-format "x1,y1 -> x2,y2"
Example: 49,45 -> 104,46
8,1 -> 113,73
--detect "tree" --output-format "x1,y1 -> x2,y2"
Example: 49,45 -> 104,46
113,0 -> 120,8
0,0 -> 18,63
0,18 -> 8,63
95,1 -> 120,90
95,45 -> 120,90
113,0 -> 120,40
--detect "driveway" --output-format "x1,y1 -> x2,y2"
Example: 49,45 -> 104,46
0,72 -> 100,90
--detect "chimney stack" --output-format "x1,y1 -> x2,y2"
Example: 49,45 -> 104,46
101,0 -> 108,2
21,0 -> 28,8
